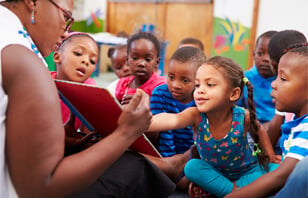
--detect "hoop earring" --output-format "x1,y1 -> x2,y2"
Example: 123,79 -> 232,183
31,9 -> 35,24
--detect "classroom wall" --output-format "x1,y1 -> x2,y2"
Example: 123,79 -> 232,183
76,0 -> 307,73
106,1 -> 213,73
256,0 -> 308,39
72,0 -> 106,33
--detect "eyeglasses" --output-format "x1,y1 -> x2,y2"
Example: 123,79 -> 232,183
48,0 -> 74,32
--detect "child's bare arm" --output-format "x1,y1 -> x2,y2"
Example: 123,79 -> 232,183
244,110 -> 278,162
267,114 -> 284,147
258,123 -> 281,163
148,106 -> 199,132
224,157 -> 299,198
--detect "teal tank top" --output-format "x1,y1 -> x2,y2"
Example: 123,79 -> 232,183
195,105 -> 258,179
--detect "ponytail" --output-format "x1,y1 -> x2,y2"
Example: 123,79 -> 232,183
244,79 -> 270,171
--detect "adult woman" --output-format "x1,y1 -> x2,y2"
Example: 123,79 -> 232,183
0,0 -> 153,197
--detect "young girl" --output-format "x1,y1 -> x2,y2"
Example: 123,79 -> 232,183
108,44 -> 132,79
106,44 -> 132,95
52,32 -> 99,152
148,56 -> 279,197
115,32 -> 166,105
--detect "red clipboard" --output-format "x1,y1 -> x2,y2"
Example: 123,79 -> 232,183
54,79 -> 161,158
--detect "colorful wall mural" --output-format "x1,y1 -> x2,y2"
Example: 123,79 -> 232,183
211,0 -> 254,70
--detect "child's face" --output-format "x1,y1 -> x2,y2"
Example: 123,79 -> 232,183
127,38 -> 159,83
55,36 -> 98,83
111,47 -> 131,78
194,64 -> 234,113
271,53 -> 308,117
167,60 -> 196,104
254,37 -> 276,78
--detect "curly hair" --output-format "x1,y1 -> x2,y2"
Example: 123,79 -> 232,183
268,30 -> 307,64
127,32 -> 160,57
170,46 -> 206,69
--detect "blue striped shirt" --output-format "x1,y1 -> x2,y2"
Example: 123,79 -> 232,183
280,114 -> 308,161
150,84 -> 195,157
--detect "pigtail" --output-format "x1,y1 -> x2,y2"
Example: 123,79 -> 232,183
245,79 -> 270,171
245,80 -> 258,138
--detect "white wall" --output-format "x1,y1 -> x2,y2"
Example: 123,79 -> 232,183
257,0 -> 308,38
73,0 -> 106,21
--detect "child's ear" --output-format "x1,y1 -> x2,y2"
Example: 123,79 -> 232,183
230,87 -> 241,101
53,51 -> 61,64
156,57 -> 160,65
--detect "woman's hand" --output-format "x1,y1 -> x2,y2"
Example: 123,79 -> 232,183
117,89 -> 152,137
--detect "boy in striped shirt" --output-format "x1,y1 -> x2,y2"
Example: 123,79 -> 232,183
150,47 -> 206,157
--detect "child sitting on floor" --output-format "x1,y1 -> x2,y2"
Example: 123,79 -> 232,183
106,44 -> 132,95
266,30 -> 307,154
51,32 -> 99,153
108,44 -> 131,79
115,31 -> 166,105
150,46 -> 206,156
225,44 -> 308,198
148,56 -> 279,197
237,31 -> 278,126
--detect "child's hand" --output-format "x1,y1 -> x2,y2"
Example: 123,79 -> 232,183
269,154 -> 282,164
118,89 -> 152,136
189,182 -> 210,198
120,94 -> 134,105
64,113 -> 97,149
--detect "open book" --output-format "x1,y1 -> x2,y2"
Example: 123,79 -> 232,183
54,79 -> 161,158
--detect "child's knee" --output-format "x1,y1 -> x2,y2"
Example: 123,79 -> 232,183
184,159 -> 201,181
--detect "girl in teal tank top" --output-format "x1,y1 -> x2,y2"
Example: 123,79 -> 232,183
148,56 -> 280,197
